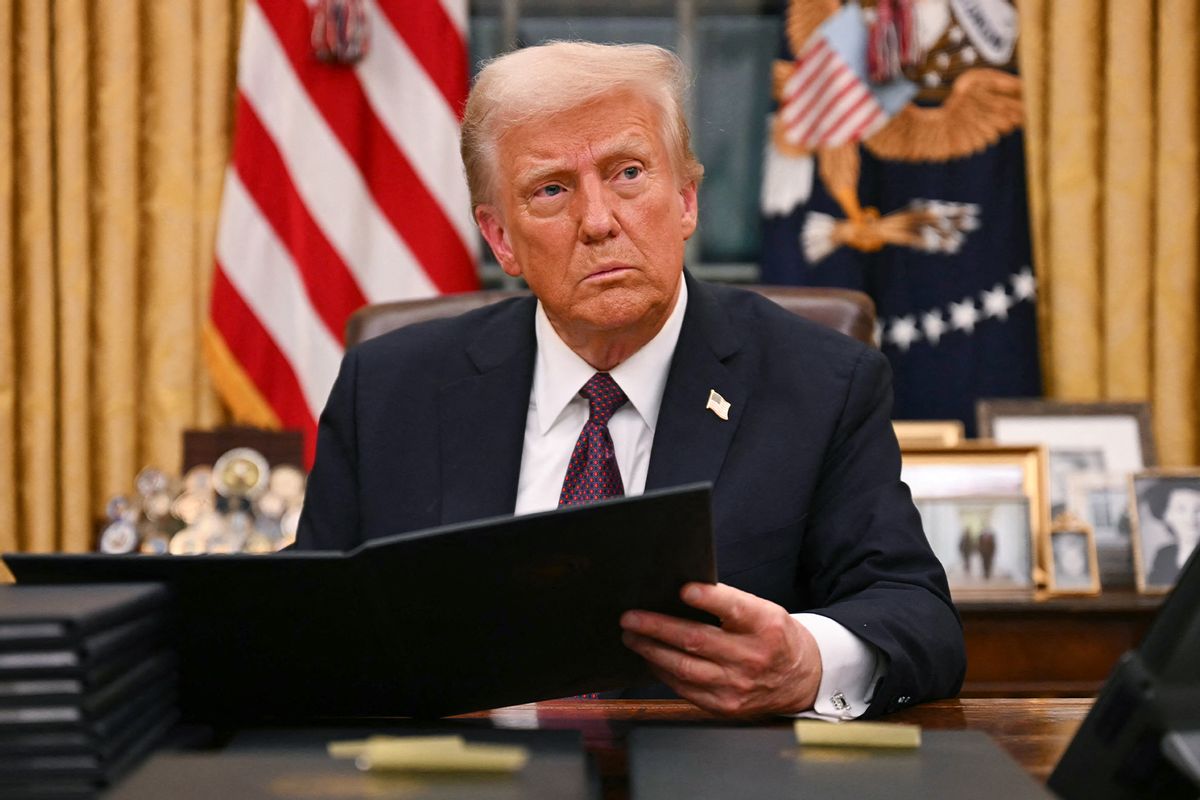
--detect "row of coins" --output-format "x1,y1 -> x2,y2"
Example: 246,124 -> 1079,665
99,448 -> 306,555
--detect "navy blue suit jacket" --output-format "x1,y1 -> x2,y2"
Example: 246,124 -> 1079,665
297,274 -> 965,716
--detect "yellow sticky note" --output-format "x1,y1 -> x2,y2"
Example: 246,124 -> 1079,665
328,735 -> 529,773
793,719 -> 921,749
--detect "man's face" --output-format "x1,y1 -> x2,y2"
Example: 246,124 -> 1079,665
475,91 -> 698,346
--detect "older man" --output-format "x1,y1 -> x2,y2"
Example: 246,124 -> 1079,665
297,41 -> 964,718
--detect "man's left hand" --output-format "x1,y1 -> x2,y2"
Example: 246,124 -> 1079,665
620,582 -> 821,717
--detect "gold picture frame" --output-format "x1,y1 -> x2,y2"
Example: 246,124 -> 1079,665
901,442 -> 1050,599
892,420 -> 965,449
1129,469 -> 1200,595
1046,512 -> 1102,596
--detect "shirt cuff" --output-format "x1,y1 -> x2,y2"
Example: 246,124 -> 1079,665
790,612 -> 886,720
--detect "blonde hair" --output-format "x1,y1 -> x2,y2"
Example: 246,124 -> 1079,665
460,40 -> 705,209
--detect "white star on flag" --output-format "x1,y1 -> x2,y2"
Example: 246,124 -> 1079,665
887,315 -> 920,352
981,284 -> 1012,320
949,299 -> 979,333
921,310 -> 947,346
1011,267 -> 1036,301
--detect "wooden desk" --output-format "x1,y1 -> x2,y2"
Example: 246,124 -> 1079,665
958,592 -> 1159,697
461,697 -> 1092,797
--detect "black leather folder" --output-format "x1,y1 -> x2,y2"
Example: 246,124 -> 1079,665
0,584 -> 168,650
0,615 -> 168,678
628,727 -> 1056,799
108,728 -> 591,800
4,484 -> 715,721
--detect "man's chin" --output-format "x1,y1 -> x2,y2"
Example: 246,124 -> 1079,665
573,296 -> 676,345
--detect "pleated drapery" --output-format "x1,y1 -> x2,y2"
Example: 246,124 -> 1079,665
0,2 -> 240,559
1020,0 -> 1200,466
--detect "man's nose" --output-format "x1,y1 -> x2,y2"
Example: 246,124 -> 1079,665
576,175 -> 619,243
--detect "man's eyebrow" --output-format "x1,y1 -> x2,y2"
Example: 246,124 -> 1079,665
594,134 -> 654,163
515,161 -> 569,189
512,133 -> 656,189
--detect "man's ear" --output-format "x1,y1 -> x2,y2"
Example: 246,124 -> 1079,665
475,205 -> 522,278
679,181 -> 699,241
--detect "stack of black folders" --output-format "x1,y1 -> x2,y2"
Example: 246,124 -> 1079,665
0,582 -> 177,799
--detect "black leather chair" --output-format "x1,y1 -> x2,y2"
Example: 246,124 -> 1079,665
345,285 -> 876,348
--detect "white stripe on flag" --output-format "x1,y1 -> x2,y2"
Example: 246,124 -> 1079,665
216,171 -> 344,416
781,40 -> 835,103
785,67 -> 860,140
801,85 -> 872,146
362,0 -> 477,253
238,2 -> 439,303
826,102 -> 883,147
780,49 -> 846,127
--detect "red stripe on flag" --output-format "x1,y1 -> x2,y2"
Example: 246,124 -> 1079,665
211,264 -> 318,461
376,0 -> 468,120
256,0 -> 477,294
783,45 -> 836,106
816,92 -> 875,147
231,92 -> 369,342
791,73 -> 868,146
843,106 -> 886,144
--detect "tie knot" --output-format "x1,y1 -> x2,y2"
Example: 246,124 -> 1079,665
579,372 -> 627,426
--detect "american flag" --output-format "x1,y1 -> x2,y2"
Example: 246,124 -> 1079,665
205,0 -> 478,465
777,38 -> 886,150
776,2 -> 914,151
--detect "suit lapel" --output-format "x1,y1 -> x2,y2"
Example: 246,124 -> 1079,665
438,297 -> 537,525
646,275 -> 750,492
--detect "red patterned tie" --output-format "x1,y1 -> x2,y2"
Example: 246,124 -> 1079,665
558,373 -> 628,507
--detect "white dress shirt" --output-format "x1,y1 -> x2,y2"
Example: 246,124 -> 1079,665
513,278 -> 883,718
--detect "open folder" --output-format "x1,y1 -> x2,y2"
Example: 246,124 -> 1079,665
4,484 -> 716,721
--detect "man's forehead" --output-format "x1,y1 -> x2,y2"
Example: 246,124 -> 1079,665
514,130 -> 657,168
499,94 -> 665,164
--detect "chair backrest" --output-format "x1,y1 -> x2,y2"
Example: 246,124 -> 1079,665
344,285 -> 877,348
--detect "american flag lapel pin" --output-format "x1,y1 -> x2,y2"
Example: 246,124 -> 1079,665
706,389 -> 731,421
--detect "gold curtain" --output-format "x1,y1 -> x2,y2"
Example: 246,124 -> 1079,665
0,0 -> 242,560
1021,0 -> 1200,466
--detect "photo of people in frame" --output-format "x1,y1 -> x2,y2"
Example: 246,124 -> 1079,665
914,496 -> 1034,597
1048,449 -> 1107,517
1047,520 -> 1100,595
1132,473 -> 1200,593
1065,472 -> 1134,588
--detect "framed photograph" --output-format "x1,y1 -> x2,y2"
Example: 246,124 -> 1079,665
1064,472 -> 1134,588
975,399 -> 1155,518
1130,470 -> 1200,594
914,496 -> 1034,597
1046,513 -> 1101,595
902,444 -> 1049,598
893,420 -> 965,449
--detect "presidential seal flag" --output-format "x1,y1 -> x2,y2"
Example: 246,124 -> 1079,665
205,0 -> 478,465
761,0 -> 1040,432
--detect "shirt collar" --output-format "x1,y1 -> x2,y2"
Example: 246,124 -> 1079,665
532,276 -> 688,435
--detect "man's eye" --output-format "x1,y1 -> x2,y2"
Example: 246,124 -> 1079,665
536,184 -> 564,198
619,166 -> 642,180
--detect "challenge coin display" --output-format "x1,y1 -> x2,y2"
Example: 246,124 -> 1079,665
98,448 -> 306,556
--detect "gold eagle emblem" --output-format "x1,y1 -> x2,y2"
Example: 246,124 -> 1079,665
766,0 -> 1022,258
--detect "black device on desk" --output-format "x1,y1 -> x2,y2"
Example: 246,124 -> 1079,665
4,484 -> 716,722
1050,547 -> 1200,799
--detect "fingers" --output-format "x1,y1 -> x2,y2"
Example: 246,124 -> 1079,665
621,630 -> 732,687
678,582 -> 772,633
643,664 -> 770,719
620,609 -> 746,665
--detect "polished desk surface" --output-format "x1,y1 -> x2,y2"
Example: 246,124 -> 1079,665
453,697 -> 1092,796
115,698 -> 1088,799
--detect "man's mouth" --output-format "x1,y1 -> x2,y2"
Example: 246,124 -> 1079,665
584,264 -> 633,281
